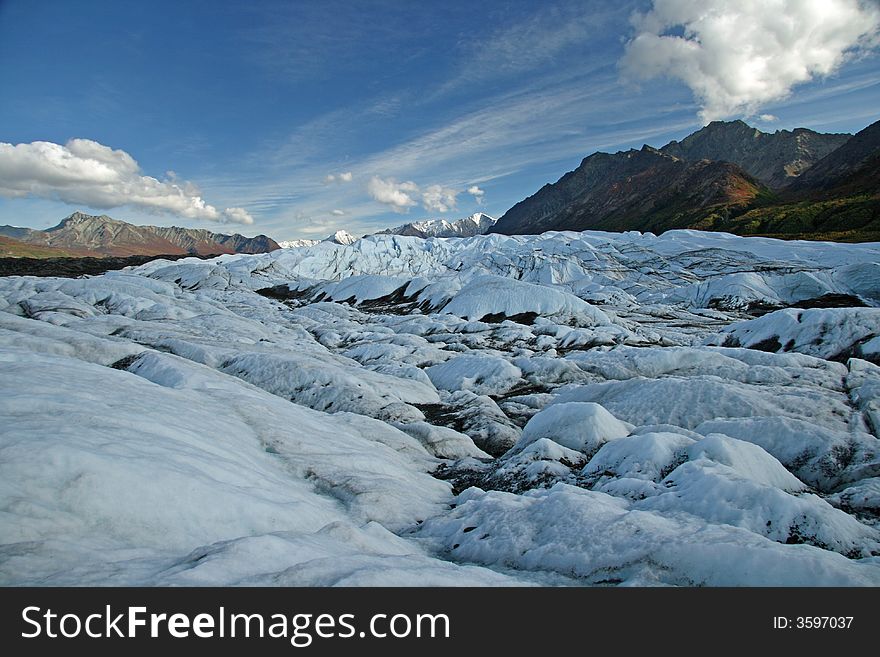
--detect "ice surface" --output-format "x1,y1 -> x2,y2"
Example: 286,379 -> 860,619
583,431 -> 696,484
426,353 -> 523,396
441,274 -> 611,326
2,228 -> 880,585
514,402 -> 633,457
709,307 -> 880,361
415,484 -> 880,586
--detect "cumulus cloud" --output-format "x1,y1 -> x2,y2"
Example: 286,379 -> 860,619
367,176 -> 461,214
620,0 -> 880,122
467,185 -> 485,204
0,139 -> 253,224
759,114 -> 779,123
331,209 -> 345,216
221,207 -> 255,224
366,176 -> 419,212
325,171 -> 353,183
421,184 -> 458,213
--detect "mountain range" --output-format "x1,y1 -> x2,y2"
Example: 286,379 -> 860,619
4,119 -> 878,260
0,212 -> 280,258
491,118 -> 880,242
376,213 -> 496,238
277,214 -> 497,250
2,211 -> 499,261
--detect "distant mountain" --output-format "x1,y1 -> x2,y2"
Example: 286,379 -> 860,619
211,232 -> 279,254
0,212 -> 280,257
323,230 -> 359,246
278,232 -> 357,248
277,214 -> 496,248
377,213 -> 497,238
278,238 -> 320,249
661,120 -> 850,189
491,119 -> 879,242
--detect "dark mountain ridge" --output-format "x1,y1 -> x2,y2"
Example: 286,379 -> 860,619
661,120 -> 849,189
491,118 -> 880,242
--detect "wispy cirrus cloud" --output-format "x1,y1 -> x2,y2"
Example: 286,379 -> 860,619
438,1 -> 631,94
202,66 -> 699,237
238,0 -> 440,83
0,139 -> 253,224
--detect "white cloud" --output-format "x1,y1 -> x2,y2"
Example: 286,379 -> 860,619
331,209 -> 345,216
367,177 -> 461,214
421,184 -> 458,213
366,176 -> 419,212
467,185 -> 485,204
759,114 -> 778,122
620,0 -> 880,122
221,207 -> 255,224
0,139 -> 253,224
325,171 -> 353,183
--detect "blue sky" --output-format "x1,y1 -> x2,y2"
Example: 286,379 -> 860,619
1,0 -> 879,240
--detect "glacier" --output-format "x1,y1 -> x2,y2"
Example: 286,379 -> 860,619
1,228 -> 880,586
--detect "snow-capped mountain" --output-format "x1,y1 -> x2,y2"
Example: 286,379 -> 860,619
278,238 -> 320,249
377,212 -> 496,238
277,214 -> 495,249
279,230 -> 357,249
323,229 -> 359,245
2,229 -> 880,586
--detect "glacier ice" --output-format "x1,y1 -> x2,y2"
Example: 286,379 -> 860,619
2,228 -> 879,586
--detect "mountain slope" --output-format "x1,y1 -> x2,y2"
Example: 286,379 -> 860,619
492,145 -> 766,235
491,119 -> 878,241
661,120 -> 850,189
786,119 -> 880,196
0,235 -> 89,258
723,119 -> 880,242
0,212 -> 280,257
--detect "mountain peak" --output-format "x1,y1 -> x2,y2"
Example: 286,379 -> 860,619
53,211 -> 120,230
324,230 -> 358,245
661,120 -> 850,188
705,119 -> 752,129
